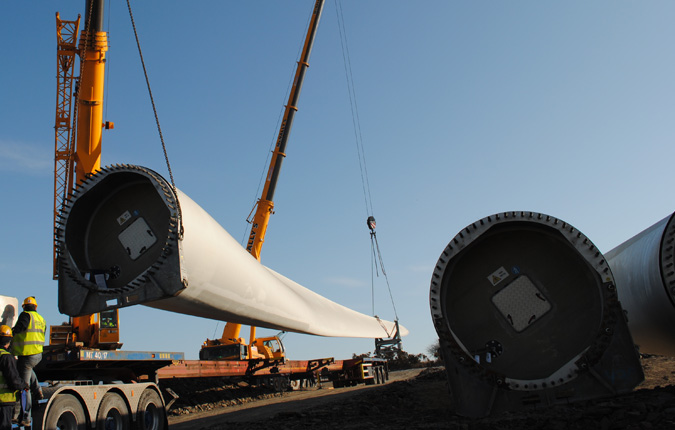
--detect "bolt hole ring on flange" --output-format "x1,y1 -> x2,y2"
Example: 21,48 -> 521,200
429,211 -> 617,390
59,165 -> 181,296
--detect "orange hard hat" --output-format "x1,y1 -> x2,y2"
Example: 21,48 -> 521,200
23,297 -> 37,308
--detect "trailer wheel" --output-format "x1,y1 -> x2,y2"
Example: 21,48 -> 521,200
273,376 -> 289,392
135,389 -> 165,430
378,367 -> 386,384
97,392 -> 130,430
44,393 -> 86,430
297,376 -> 316,389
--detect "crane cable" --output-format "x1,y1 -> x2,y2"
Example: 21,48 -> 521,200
334,0 -> 399,322
334,1 -> 372,217
369,218 -> 399,323
126,0 -> 183,238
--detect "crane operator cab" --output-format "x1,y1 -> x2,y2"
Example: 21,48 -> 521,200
199,335 -> 285,362
252,336 -> 285,361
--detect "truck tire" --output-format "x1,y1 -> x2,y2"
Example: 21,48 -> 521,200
379,367 -> 386,384
135,388 -> 166,430
273,376 -> 289,392
97,392 -> 130,430
44,393 -> 87,430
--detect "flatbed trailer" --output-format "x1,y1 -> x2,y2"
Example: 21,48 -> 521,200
157,357 -> 333,379
156,356 -> 389,390
39,346 -> 184,383
157,357 -> 333,391
31,347 -> 389,430
32,346 -> 185,430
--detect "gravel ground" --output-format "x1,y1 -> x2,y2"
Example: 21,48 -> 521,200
165,355 -> 675,429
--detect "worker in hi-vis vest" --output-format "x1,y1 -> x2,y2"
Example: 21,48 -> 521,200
0,325 -> 27,430
11,297 -> 45,428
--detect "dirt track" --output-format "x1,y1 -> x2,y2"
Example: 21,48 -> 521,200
167,356 -> 675,429
168,368 -> 422,429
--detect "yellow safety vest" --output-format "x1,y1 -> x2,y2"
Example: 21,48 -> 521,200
0,350 -> 17,403
11,311 -> 46,356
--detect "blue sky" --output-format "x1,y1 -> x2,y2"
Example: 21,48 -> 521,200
2,1 -> 675,360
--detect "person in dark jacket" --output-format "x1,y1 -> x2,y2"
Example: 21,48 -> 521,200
0,325 -> 27,430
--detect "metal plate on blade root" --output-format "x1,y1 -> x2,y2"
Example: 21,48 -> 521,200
491,275 -> 551,332
118,217 -> 157,260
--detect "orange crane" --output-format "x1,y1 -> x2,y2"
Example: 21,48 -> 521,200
52,0 -> 119,349
200,0 -> 325,361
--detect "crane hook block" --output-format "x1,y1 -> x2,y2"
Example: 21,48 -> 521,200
367,216 -> 376,232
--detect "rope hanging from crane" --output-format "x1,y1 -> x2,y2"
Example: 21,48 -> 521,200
334,1 -> 373,218
367,216 -> 399,322
334,1 -> 400,335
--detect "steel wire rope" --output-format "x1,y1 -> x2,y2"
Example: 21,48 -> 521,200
334,0 -> 399,322
126,0 -> 183,238
334,1 -> 373,217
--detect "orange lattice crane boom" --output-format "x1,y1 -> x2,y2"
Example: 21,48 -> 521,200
52,0 -> 118,349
